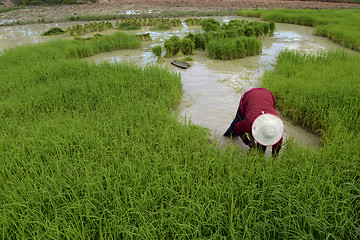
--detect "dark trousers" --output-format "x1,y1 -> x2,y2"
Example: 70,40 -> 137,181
224,108 -> 267,153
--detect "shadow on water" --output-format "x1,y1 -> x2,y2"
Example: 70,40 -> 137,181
1,17 -> 357,153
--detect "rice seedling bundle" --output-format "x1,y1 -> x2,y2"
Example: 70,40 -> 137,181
116,18 -> 181,27
117,20 -> 141,30
207,36 -> 262,60
220,20 -> 275,37
65,21 -> 114,36
161,19 -> 270,59
135,33 -> 152,41
185,18 -> 203,26
151,45 -> 165,63
164,36 -> 182,58
202,18 -> 221,32
41,27 -> 65,36
185,33 -> 206,51
181,38 -> 196,55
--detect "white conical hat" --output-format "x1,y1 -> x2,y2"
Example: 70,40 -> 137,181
251,113 -> 284,146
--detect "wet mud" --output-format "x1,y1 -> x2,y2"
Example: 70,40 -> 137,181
1,17 -> 356,152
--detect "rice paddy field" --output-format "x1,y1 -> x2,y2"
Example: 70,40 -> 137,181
0,9 -> 360,239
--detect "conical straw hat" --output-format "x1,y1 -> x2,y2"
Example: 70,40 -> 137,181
251,113 -> 284,146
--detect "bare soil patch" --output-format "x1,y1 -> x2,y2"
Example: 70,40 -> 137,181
1,0 -> 359,23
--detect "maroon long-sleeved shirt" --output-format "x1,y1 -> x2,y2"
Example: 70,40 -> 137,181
234,88 -> 282,153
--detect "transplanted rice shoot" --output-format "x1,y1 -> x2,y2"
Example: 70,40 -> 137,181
151,45 -> 165,63
1,16 -> 360,239
262,50 -> 360,139
238,9 -> 360,51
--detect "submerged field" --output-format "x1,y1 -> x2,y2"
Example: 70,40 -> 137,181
0,9 -> 360,239
238,9 -> 360,52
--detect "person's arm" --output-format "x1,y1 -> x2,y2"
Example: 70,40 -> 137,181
234,120 -> 254,148
271,138 -> 282,157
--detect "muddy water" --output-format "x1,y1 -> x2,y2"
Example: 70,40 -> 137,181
0,18 -> 355,152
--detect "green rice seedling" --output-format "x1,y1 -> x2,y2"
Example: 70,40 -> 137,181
262,50 -> 360,137
262,23 -> 270,36
202,18 -> 221,32
244,26 -> 255,37
135,33 -> 152,41
150,23 -> 171,31
0,6 -> 21,14
269,21 -> 276,36
117,20 -> 141,30
192,33 -> 206,51
151,45 -> 165,63
83,23 -> 90,33
207,36 -> 261,60
105,21 -> 114,29
148,18 -> 156,26
186,33 -> 206,51
41,27 -> 65,36
220,19 -> 246,31
164,36 -> 182,58
181,38 -> 196,55
65,26 -> 73,36
178,56 -> 194,61
2,13 -> 360,239
253,23 -> 263,37
238,9 -> 360,52
185,18 -> 203,26
218,20 -> 273,38
170,18 -> 182,27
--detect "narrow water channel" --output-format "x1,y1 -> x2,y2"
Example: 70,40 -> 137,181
0,17 -> 354,152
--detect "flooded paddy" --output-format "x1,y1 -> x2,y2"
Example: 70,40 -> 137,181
0,17 -> 354,151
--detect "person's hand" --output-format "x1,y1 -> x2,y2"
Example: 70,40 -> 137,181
248,142 -> 256,149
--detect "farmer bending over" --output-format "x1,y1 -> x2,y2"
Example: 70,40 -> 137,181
224,88 -> 284,157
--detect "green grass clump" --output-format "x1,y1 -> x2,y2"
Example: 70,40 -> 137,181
207,37 -> 262,60
238,9 -> 360,52
41,27 -> 65,36
178,56 -> 194,61
117,20 -> 141,30
0,6 -> 21,13
149,23 -> 172,31
0,32 -> 140,65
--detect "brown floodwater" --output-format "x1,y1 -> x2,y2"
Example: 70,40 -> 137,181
1,17 -> 356,153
